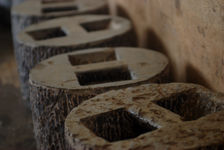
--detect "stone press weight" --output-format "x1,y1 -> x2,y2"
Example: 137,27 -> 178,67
29,47 -> 169,150
15,15 -> 136,104
11,0 -> 109,43
65,83 -> 224,150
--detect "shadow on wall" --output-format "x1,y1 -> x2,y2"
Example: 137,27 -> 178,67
115,4 -> 168,55
145,29 -> 167,55
186,64 -> 212,90
114,5 -> 168,52
146,29 -> 176,82
111,4 -> 176,81
114,5 -> 140,47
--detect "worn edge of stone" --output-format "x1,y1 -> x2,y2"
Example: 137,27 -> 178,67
64,83 -> 224,150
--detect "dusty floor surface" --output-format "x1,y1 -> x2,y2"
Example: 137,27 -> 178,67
0,24 -> 36,150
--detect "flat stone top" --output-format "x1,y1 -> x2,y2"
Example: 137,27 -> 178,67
29,47 -> 169,90
17,15 -> 131,47
12,0 -> 107,17
65,83 -> 224,150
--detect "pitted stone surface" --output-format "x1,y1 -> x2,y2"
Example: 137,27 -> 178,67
65,83 -> 224,150
29,47 -> 169,150
15,15 -> 135,104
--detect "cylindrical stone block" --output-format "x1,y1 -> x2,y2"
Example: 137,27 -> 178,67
16,15 -> 136,104
65,83 -> 224,150
11,0 -> 108,43
29,47 -> 170,150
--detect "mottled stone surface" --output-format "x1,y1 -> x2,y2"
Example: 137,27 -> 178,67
65,83 -> 224,150
0,25 -> 36,150
15,15 -> 136,106
29,47 -> 169,150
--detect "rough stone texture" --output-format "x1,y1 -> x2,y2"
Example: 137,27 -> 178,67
15,15 -> 136,105
109,0 -> 224,93
65,83 -> 224,150
29,47 -> 170,150
11,0 -> 109,45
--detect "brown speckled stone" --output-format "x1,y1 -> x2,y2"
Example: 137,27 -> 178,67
15,15 -> 136,105
65,83 -> 224,150
29,47 -> 169,150
11,0 -> 108,43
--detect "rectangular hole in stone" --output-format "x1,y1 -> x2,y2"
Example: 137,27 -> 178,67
81,108 -> 157,142
42,5 -> 78,13
68,49 -> 116,66
80,19 -> 111,32
27,27 -> 66,41
154,90 -> 221,121
76,66 -> 132,86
